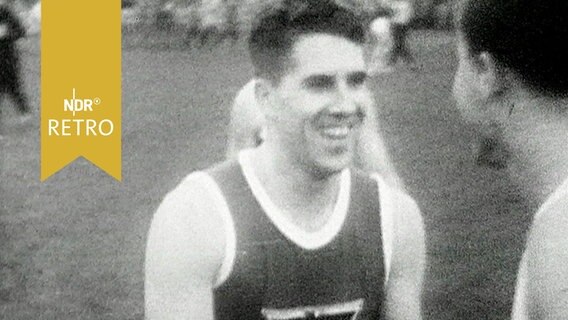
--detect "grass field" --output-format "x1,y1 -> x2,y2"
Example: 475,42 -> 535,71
1,28 -> 535,319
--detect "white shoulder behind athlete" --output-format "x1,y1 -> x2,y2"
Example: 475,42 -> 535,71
226,79 -> 405,189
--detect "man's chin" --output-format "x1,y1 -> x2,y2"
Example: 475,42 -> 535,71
308,156 -> 352,179
456,108 -> 501,137
456,102 -> 492,127
471,119 -> 503,140
471,124 -> 510,170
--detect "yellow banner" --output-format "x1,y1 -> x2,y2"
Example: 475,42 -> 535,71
41,1 -> 121,181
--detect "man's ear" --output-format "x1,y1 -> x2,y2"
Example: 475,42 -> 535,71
254,79 -> 271,104
254,78 -> 277,119
475,52 -> 508,100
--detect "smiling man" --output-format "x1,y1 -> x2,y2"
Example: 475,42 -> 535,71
145,2 -> 425,319
226,3 -> 404,189
226,75 -> 405,189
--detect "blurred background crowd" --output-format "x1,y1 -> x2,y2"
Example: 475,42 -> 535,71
6,0 -> 455,39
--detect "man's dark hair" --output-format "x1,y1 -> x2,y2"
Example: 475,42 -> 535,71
248,0 -> 366,83
458,0 -> 568,97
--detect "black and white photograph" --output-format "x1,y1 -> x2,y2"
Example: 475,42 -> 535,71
1,0 -> 567,319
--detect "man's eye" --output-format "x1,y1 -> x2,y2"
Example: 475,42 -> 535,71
347,72 -> 368,87
304,75 -> 335,90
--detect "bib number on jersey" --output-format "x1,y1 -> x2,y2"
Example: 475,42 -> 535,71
261,299 -> 364,320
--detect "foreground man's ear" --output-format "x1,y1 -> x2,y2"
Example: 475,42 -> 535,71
254,78 -> 278,121
475,51 -> 508,100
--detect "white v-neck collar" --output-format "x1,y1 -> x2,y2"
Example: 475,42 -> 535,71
238,149 -> 351,250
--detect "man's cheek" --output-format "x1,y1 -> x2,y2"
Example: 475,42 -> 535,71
355,90 -> 374,109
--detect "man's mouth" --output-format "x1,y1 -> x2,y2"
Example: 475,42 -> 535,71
320,125 -> 353,140
315,112 -> 364,140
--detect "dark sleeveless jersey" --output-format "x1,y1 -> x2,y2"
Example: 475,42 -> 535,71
208,160 -> 385,320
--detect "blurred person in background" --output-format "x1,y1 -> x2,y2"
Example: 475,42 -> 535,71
387,0 -> 416,70
367,11 -> 393,75
0,0 -> 30,139
198,0 -> 233,46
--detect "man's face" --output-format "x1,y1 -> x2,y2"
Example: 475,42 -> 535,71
266,33 -> 372,177
453,34 -> 512,139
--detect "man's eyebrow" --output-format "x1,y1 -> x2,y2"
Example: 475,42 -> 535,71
302,74 -> 336,89
347,71 -> 368,81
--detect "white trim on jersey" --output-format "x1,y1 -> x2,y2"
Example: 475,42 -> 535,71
239,149 -> 352,251
210,149 -> 397,288
374,173 -> 395,285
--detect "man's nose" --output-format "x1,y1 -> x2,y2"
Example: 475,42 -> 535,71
331,83 -> 358,114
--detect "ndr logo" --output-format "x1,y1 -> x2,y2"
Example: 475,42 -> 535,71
48,88 -> 113,137
64,88 -> 101,116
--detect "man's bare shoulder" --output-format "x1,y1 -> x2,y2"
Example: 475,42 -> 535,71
145,171 -> 228,318
391,187 -> 423,234
522,180 -> 568,316
149,171 -> 227,256
371,174 -> 418,210
530,181 -> 568,243
370,173 -> 423,230
155,172 -> 218,216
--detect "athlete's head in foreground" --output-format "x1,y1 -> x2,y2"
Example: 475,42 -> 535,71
454,0 -> 568,193
453,0 -> 568,130
454,1 -> 568,319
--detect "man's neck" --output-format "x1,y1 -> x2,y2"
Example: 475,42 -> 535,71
504,97 -> 568,203
249,144 -> 344,231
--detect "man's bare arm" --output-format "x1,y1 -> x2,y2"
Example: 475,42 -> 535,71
145,174 -> 225,319
384,191 -> 425,320
526,197 -> 568,320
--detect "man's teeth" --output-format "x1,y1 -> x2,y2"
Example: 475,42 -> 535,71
321,126 -> 350,138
